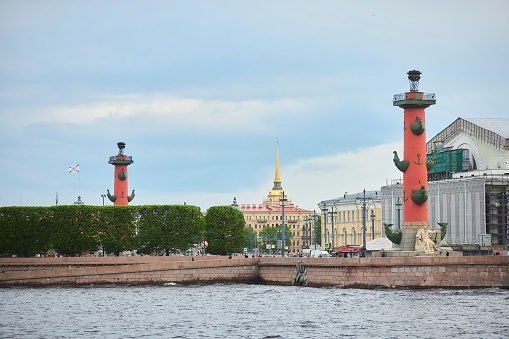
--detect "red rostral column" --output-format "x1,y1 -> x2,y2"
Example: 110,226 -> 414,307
107,142 -> 135,205
393,70 -> 436,250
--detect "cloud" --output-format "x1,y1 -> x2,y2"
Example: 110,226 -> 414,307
11,94 -> 314,135
1,0 -> 507,214
279,141 -> 403,210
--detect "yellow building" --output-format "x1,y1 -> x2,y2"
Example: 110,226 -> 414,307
319,190 -> 382,251
239,141 -> 314,254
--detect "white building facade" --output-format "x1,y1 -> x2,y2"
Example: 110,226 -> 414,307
382,118 -> 509,246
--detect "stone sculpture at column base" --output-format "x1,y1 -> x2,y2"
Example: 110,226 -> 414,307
415,224 -> 441,253
400,221 -> 438,252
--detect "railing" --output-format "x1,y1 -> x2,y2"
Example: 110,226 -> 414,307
393,93 -> 406,101
109,156 -> 133,161
393,93 -> 436,102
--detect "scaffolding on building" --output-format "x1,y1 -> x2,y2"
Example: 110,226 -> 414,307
484,174 -> 509,247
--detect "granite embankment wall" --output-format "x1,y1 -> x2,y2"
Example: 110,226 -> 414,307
260,256 -> 509,288
0,256 -> 259,286
1,256 -> 508,288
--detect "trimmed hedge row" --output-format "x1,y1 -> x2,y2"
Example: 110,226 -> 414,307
0,205 -> 204,257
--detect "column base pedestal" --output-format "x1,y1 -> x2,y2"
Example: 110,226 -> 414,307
399,221 -> 431,252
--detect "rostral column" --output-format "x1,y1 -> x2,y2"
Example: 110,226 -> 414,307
392,70 -> 436,251
107,142 -> 135,205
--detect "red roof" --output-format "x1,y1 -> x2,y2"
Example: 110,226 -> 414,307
239,204 -> 311,213
333,247 -> 362,253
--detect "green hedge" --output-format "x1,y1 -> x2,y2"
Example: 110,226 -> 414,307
0,205 -> 206,257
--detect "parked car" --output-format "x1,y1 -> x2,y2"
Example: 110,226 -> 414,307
310,250 -> 330,258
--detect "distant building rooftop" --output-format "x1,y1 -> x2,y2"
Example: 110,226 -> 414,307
239,204 -> 311,213
366,237 -> 393,251
463,118 -> 509,139
320,189 -> 381,205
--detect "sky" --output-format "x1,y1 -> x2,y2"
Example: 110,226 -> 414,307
1,1 -> 508,212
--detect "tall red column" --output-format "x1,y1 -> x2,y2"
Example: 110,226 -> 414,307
403,102 -> 429,222
393,70 -> 436,250
107,142 -> 135,205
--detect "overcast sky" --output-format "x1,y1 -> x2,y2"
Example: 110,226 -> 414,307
1,1 -> 508,211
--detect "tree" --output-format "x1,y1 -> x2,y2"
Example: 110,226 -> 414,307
0,207 -> 52,257
205,206 -> 245,255
259,226 -> 278,253
315,218 -> 322,246
137,205 -> 204,255
243,226 -> 256,251
99,206 -> 137,256
50,205 -> 100,256
258,225 -> 292,253
169,204 -> 204,253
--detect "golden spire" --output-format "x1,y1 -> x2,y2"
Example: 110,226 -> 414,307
274,137 -> 281,185
265,137 -> 287,206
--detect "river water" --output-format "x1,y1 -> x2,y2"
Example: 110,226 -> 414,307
1,284 -> 507,339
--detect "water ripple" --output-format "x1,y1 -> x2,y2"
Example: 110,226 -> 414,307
0,285 -> 508,338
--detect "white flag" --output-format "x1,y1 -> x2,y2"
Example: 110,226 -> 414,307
68,164 -> 80,173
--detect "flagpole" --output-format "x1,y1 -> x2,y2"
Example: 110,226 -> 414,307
68,164 -> 81,203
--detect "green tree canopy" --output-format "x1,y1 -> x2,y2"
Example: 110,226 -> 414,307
137,205 -> 204,255
99,206 -> 137,256
243,226 -> 256,250
0,207 -> 52,257
0,205 -> 205,257
316,219 -> 322,246
50,205 -> 101,256
258,225 -> 292,252
205,206 -> 245,255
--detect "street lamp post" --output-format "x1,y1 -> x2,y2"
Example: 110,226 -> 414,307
303,217 -> 307,248
358,189 -> 367,251
313,210 -> 318,250
395,197 -> 402,229
303,217 -> 310,248
307,217 -> 311,248
370,209 -> 376,240
328,207 -> 335,249
280,191 -> 287,257
321,204 -> 328,250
